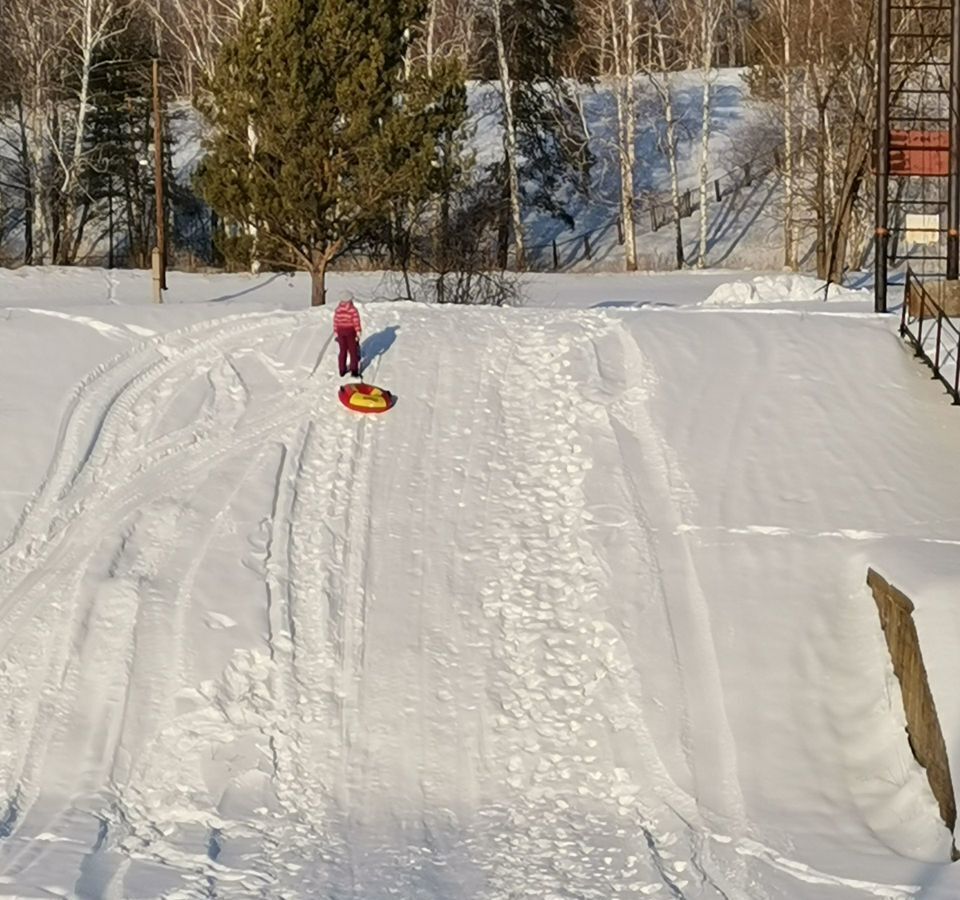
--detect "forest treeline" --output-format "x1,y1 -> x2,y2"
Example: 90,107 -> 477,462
0,0 -> 926,299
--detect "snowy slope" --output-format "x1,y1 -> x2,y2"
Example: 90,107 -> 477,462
0,269 -> 958,899
2,71 -> 788,272
467,71 -> 787,271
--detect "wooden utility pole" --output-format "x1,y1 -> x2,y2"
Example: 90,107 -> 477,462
152,58 -> 167,292
948,0 -> 960,280
874,0 -> 890,313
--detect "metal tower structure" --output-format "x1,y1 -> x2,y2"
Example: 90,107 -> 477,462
875,0 -> 959,313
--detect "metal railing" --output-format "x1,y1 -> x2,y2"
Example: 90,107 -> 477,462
901,265 -> 960,404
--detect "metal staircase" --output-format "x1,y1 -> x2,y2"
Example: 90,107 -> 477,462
875,0 -> 959,311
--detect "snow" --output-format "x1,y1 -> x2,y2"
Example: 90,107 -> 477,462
0,267 -> 959,899
703,273 -> 874,308
3,71 -> 791,273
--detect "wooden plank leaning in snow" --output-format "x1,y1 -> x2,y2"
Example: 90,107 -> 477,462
867,567 -> 959,860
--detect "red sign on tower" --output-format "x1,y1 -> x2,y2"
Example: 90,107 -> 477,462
889,130 -> 950,177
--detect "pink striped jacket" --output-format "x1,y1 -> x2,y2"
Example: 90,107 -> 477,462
333,301 -> 361,335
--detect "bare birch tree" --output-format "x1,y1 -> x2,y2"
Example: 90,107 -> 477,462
645,2 -> 685,269
154,0 -> 253,98
694,0 -> 724,267
55,0 -> 132,264
604,0 -> 639,270
1,0 -> 70,263
778,0 -> 797,269
490,0 -> 526,268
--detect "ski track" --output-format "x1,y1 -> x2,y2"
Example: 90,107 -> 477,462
87,447 -> 280,896
0,310 -> 338,896
579,321 -> 919,900
0,314 -> 332,665
1,310 -> 299,561
96,340 -> 395,896
98,334 -> 350,897
0,305 -> 925,899
597,325 -> 756,898
339,331 -> 495,897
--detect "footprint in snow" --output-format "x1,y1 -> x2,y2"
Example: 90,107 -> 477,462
204,611 -> 237,630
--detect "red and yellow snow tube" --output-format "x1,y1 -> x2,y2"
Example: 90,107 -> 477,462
338,382 -> 396,414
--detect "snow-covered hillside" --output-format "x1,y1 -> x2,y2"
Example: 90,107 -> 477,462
3,71 -> 788,273
1,268 -> 959,899
464,71 -> 786,271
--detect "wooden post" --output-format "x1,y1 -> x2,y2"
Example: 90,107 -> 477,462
552,239 -> 559,270
152,59 -> 167,291
616,216 -> 624,244
584,234 -> 592,260
714,178 -> 722,203
866,568 -> 959,856
875,0 -> 891,311
152,247 -> 163,304
650,205 -> 659,232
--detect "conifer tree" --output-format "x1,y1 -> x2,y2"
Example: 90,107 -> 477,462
198,0 -> 466,305
484,0 -> 590,268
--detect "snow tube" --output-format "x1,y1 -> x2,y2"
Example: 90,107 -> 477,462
338,382 -> 395,413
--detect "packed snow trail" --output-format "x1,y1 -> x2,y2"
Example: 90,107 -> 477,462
0,301 -> 947,898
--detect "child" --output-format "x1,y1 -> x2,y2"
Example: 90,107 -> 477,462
333,296 -> 362,377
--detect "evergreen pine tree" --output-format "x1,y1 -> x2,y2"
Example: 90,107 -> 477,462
508,0 -> 589,222
198,0 -> 465,306
485,0 -> 591,266
85,20 -> 156,268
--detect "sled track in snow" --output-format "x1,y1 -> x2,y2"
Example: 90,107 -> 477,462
261,351 -> 386,893
79,446 -> 295,896
0,313 -> 332,652
0,310 -> 305,565
0,315 -> 339,857
593,324 -> 757,899
87,348 -> 385,895
0,448 -> 274,886
581,323 -> 920,900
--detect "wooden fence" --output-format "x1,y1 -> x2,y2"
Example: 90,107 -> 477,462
866,567 -> 959,859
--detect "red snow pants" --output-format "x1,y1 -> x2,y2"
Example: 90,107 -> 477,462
336,330 -> 361,377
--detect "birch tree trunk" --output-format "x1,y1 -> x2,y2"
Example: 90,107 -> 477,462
697,0 -> 721,268
492,0 -> 525,270
697,75 -> 711,267
653,18 -> 684,268
54,0 -> 126,264
824,105 -> 838,209
815,99 -> 828,278
665,94 -> 683,269
426,0 -> 438,77
15,97 -> 34,264
27,93 -> 50,264
59,0 -> 98,263
609,0 -> 638,271
779,0 -> 797,269
9,0 -> 61,267
247,118 -> 261,274
796,62 -> 812,260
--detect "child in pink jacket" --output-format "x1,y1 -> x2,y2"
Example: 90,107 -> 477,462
333,297 -> 362,377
